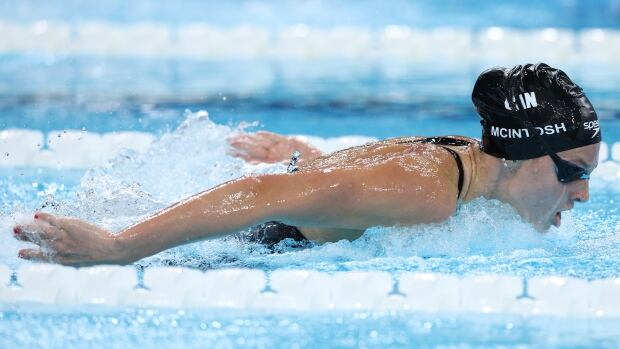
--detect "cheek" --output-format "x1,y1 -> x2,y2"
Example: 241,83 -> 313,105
533,179 -> 566,208
520,173 -> 565,208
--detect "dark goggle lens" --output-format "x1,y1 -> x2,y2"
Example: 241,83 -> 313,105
550,153 -> 590,183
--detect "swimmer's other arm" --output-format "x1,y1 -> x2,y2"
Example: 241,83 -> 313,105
16,159 -> 456,266
228,131 -> 323,164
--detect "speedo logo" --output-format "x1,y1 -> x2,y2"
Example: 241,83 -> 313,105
504,91 -> 538,111
583,120 -> 600,138
490,122 -> 567,139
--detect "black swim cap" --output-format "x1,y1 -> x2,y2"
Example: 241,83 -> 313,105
472,63 -> 601,160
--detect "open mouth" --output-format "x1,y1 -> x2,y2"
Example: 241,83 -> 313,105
554,211 -> 562,227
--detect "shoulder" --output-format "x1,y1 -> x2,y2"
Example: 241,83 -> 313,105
375,151 -> 459,224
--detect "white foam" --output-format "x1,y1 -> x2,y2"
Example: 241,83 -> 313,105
0,265 -> 10,292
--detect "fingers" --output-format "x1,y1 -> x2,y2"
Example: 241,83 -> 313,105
13,222 -> 58,243
255,131 -> 278,137
229,136 -> 265,150
229,132 -> 281,148
228,134 -> 262,148
228,141 -> 270,162
18,248 -> 52,262
226,149 -> 253,162
34,211 -> 61,228
13,222 -> 53,241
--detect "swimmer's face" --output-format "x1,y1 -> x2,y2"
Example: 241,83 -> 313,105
510,143 -> 600,231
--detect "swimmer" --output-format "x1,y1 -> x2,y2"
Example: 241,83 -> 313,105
12,63 -> 602,266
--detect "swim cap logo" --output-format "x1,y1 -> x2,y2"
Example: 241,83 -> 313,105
583,120 -> 600,138
504,91 -> 538,111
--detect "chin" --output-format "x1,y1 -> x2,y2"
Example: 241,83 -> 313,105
529,216 -> 554,233
532,222 -> 550,233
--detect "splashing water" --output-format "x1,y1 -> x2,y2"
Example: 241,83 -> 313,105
1,110 -> 619,278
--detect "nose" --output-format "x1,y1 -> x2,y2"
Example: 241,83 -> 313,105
571,180 -> 590,203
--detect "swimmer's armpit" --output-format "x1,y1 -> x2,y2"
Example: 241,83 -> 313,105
227,131 -> 322,164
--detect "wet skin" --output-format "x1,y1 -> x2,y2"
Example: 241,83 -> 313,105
11,133 -> 599,266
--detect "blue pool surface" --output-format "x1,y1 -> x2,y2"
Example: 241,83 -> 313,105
1,103 -> 619,347
1,108 -> 619,275
3,307 -> 620,349
2,14 -> 620,345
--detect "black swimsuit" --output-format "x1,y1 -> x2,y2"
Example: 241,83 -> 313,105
242,136 -> 471,246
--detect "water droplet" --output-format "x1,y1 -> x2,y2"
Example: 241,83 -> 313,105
4,152 -> 8,156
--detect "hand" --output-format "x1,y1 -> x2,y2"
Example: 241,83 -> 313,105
12,212 -> 126,267
228,131 -> 322,164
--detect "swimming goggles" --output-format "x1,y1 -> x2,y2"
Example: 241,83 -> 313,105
508,78 -> 590,183
542,141 -> 590,183
519,113 -> 590,183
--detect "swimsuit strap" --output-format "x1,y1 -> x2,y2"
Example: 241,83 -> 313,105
438,146 -> 464,200
396,136 -> 472,199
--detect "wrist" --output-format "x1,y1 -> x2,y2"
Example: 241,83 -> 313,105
109,233 -> 138,265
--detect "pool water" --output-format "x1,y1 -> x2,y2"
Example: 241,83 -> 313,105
1,107 -> 620,347
2,44 -> 620,349
2,111 -> 619,275
3,307 -> 620,349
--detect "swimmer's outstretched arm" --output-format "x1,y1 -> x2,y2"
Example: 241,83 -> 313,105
13,159 -> 456,266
